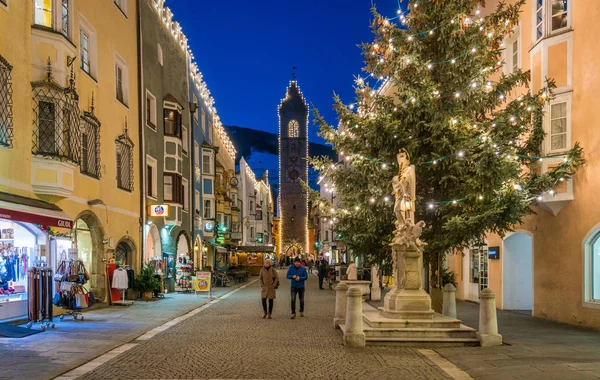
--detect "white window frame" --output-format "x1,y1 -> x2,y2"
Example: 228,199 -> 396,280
195,190 -> 201,215
194,142 -> 200,167
157,43 -> 163,66
182,125 -> 188,156
583,224 -> 600,309
0,0 -> 8,12
115,53 -> 129,107
145,90 -> 157,129
544,93 -> 571,155
202,150 -> 213,175
504,24 -> 521,75
533,0 -> 572,44
208,121 -> 213,144
60,0 -> 71,38
34,0 -> 53,28
78,14 -> 97,80
201,108 -> 206,137
203,199 -> 214,219
146,155 -> 158,200
193,95 -> 199,123
182,178 -> 189,212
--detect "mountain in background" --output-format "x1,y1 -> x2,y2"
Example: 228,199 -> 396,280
223,125 -> 336,196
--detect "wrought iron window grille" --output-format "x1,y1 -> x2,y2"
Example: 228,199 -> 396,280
31,58 -> 80,163
80,93 -> 101,179
115,120 -> 134,192
0,55 -> 13,148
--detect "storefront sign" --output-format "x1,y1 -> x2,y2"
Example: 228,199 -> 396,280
488,246 -> 500,260
195,271 -> 211,292
203,221 -> 215,233
0,207 -> 72,229
149,205 -> 170,217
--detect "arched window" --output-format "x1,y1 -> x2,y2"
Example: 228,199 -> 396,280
157,43 -> 163,66
584,227 -> 600,307
288,119 -> 299,138
115,242 -> 130,266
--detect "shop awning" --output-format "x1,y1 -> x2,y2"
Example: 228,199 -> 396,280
236,245 -> 275,253
0,192 -> 73,229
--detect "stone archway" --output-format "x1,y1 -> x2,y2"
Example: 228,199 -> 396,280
145,223 -> 161,265
176,230 -> 191,258
73,210 -> 105,300
115,235 -> 137,270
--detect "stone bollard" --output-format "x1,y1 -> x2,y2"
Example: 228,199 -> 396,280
333,282 -> 349,329
476,288 -> 502,347
343,287 -> 366,347
442,283 -> 457,318
370,265 -> 381,301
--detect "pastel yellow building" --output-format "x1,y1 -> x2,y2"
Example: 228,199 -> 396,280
447,0 -> 600,329
0,0 -> 140,319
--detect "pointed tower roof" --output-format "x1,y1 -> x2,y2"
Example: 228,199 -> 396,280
278,81 -> 308,110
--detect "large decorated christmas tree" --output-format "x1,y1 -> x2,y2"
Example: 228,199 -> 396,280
310,0 -> 583,283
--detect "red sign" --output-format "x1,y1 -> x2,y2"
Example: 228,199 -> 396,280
0,207 -> 73,229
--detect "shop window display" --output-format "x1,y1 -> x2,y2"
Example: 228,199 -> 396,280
0,221 -> 37,304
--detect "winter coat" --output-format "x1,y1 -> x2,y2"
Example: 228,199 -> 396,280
259,266 -> 279,299
286,265 -> 308,288
318,259 -> 329,276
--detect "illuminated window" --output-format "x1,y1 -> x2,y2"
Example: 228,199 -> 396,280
288,119 -> 299,138
34,0 -> 53,28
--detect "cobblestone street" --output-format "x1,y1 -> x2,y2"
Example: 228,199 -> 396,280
73,272 -> 450,380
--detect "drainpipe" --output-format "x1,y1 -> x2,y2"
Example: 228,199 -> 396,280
136,0 -> 145,274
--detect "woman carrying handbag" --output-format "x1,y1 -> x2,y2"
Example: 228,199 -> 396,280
259,259 -> 279,319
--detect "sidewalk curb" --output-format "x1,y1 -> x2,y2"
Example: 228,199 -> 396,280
52,279 -> 258,380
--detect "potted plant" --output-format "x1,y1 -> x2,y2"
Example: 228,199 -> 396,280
134,264 -> 160,301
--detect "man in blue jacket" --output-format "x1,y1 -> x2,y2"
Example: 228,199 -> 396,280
286,257 -> 308,319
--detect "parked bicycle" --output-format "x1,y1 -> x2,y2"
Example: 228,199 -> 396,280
211,271 -> 234,287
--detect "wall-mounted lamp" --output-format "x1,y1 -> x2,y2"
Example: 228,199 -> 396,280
189,102 -> 198,114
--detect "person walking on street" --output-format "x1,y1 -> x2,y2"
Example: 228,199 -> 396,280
286,257 -> 308,319
259,259 -> 279,319
317,257 -> 328,290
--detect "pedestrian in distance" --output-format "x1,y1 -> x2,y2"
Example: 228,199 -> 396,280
308,259 -> 314,274
259,259 -> 279,319
286,257 -> 308,319
317,257 -> 329,290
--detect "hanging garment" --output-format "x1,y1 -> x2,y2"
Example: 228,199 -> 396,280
112,268 -> 129,289
126,268 -> 135,289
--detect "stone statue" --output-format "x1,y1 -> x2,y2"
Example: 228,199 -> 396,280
346,262 -> 357,281
392,150 -> 416,229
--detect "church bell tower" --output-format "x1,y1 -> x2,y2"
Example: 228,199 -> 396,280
278,81 -> 309,257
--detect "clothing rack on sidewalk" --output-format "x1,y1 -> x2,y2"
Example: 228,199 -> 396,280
112,265 -> 133,306
55,259 -> 94,321
26,266 -> 55,330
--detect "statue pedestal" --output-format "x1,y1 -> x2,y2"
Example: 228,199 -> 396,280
382,244 -> 433,320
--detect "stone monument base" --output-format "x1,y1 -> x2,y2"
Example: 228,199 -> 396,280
356,303 -> 479,346
382,288 -> 434,319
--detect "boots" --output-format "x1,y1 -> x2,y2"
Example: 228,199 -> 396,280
262,312 -> 267,319
267,313 -> 272,319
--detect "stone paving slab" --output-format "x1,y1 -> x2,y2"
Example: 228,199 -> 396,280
76,272 -> 451,380
434,301 -> 600,379
0,286 -> 237,380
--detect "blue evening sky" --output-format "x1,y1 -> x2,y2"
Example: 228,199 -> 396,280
168,0 -> 400,145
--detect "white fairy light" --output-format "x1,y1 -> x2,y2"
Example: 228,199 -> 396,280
458,151 -> 464,157
384,196 -> 390,202
455,92 -> 461,98
370,198 -> 376,203
451,59 -> 456,64
428,203 -> 435,209
427,64 -> 433,69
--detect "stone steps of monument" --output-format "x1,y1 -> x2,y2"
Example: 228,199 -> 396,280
363,311 -> 463,329
365,336 -> 480,347
363,325 -> 478,340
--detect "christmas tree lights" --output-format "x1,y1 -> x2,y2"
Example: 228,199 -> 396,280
309,0 -> 584,271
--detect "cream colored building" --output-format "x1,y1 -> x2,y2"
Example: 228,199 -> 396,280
446,0 -> 600,329
0,0 -> 140,318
